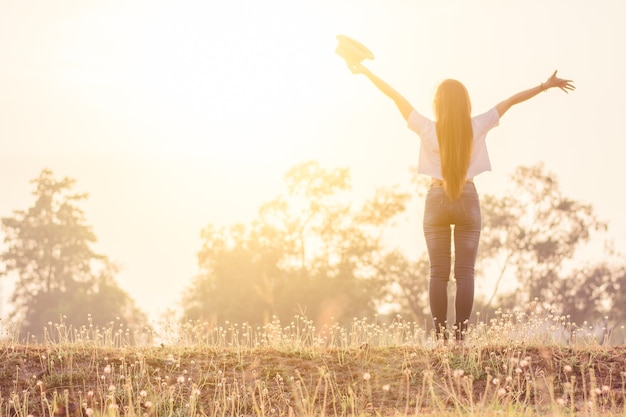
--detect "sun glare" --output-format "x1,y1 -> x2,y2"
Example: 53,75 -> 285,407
54,2 -> 340,171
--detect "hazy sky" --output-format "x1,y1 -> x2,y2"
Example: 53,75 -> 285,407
1,0 -> 625,321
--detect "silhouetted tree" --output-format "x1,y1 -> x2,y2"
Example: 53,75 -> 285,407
477,163 -> 621,323
376,250 -> 430,322
182,161 -> 412,326
184,161 -> 626,330
0,169 -> 147,340
400,163 -> 626,327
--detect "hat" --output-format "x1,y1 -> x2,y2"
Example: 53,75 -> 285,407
335,35 -> 374,66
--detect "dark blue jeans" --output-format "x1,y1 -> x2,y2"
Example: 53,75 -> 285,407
423,182 -> 481,340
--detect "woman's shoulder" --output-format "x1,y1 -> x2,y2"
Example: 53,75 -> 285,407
406,109 -> 438,149
472,107 -> 500,135
407,108 -> 435,137
472,107 -> 499,122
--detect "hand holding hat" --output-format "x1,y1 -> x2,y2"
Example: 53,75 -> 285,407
335,35 -> 375,72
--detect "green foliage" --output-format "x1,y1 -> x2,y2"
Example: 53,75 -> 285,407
182,161 -> 412,326
0,169 -> 147,340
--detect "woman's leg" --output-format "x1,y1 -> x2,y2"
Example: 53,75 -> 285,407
452,185 -> 482,340
423,189 -> 452,339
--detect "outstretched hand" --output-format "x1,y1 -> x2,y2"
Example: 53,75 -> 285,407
348,62 -> 367,75
544,70 -> 575,93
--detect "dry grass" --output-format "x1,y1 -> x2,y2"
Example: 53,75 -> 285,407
1,313 -> 626,416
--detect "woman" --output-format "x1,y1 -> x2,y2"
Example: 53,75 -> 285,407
350,64 -> 574,341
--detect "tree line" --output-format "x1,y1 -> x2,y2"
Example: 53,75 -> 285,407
2,162 -> 624,340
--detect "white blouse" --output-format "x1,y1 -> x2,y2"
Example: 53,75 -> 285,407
407,107 -> 500,179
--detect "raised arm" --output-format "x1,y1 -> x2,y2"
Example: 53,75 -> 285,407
495,70 -> 575,117
350,63 -> 414,121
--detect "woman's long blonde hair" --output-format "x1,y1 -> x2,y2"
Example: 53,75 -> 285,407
434,79 -> 473,200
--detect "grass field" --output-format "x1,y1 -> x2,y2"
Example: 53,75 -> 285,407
2,312 -> 626,416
